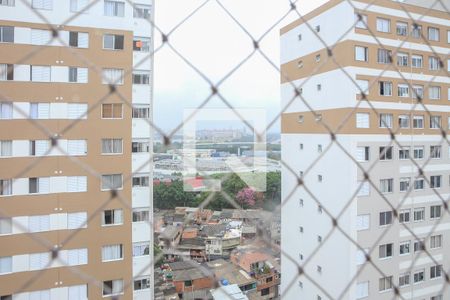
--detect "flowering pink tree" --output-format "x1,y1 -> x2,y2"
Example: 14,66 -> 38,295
236,187 -> 264,208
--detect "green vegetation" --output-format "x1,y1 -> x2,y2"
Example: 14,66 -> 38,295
153,172 -> 281,211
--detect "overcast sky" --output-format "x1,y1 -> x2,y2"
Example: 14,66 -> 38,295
153,0 -> 328,134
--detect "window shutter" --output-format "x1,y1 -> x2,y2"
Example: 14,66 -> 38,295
69,285 -> 87,300
31,29 -> 51,45
356,147 -> 364,161
43,0 -> 52,9
38,177 -> 50,194
67,140 -> 86,155
29,252 -> 49,270
68,212 -> 87,229
31,66 -> 51,82
37,103 -> 50,119
77,68 -> 88,83
67,249 -> 79,265
67,176 -> 78,192
78,176 -> 87,191
114,209 -> 123,224
79,248 -> 88,264
35,140 -> 49,156
78,32 -> 89,48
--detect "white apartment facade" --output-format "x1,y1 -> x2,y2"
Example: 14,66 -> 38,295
280,0 -> 449,299
0,0 -> 153,299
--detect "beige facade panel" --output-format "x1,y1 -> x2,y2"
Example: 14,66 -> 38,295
281,39 -> 449,83
282,108 -> 449,134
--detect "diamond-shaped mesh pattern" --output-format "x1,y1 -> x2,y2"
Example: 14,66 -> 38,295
0,0 -> 449,299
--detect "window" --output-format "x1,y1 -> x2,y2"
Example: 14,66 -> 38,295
68,103 -> 88,119
376,18 -> 390,32
397,52 -> 408,66
29,252 -> 50,270
317,84 -> 321,91
30,103 -> 50,119
412,85 -> 424,99
315,54 -> 320,62
430,265 -> 442,279
134,277 -> 150,291
430,235 -> 442,249
428,27 -> 440,41
414,178 -> 424,190
398,115 -> 410,129
429,56 -> 440,71
68,285 -> 87,300
399,241 -> 410,255
430,175 -> 442,189
431,296 -> 443,300
377,49 -> 392,64
0,102 -> 12,119
132,140 -> 150,153
132,208 -> 149,222
67,212 -> 87,229
0,26 -> 14,43
399,178 -> 410,192
411,55 -> 423,68
379,276 -> 393,291
355,46 -> 368,61
101,174 -> 122,190
0,256 -> 12,274
32,0 -> 52,10
102,209 -> 123,225
132,106 -> 150,118
67,176 -> 87,193
380,178 -> 393,193
399,273 -> 410,287
29,140 -> 50,156
430,205 -> 442,219
133,4 -> 151,19
101,138 -> 122,154
379,211 -> 392,226
103,279 -> 124,296
356,215 -> 370,231
68,67 -> 88,83
0,0 -> 15,6
414,240 -> 425,252
430,145 -> 441,159
102,68 -> 124,85
355,14 -> 367,29
101,103 -> 123,118
396,22 -> 408,36
104,0 -> 124,17
29,177 -> 49,194
133,36 -> 151,52
0,140 -> 12,157
185,280 -> 193,288
0,64 -> 13,81
356,146 -> 370,162
315,25 -> 320,32
379,113 -> 393,128
379,146 -> 393,160
67,140 -> 87,156
429,86 -> 441,100
132,71 -> 150,84
356,113 -> 369,128
132,174 -> 149,187
133,242 -> 150,256
66,248 -> 88,266
413,116 -> 424,129
68,31 -> 89,48
30,65 -> 51,82
413,207 -> 425,222
397,84 -> 409,97
102,244 -> 123,261
0,179 -> 12,196
379,82 -> 392,96
28,215 -> 50,232
0,217 -> 12,235
357,181 -> 370,197
413,270 -> 424,284
379,243 -> 393,259
430,116 -> 442,129
356,79 -> 369,94
103,34 -> 124,50
70,0 -> 89,12
411,24 -> 422,38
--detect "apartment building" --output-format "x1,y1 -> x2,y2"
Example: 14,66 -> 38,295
0,1 -> 153,299
280,0 -> 449,299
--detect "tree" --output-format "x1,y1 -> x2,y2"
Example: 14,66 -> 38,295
236,187 -> 264,208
